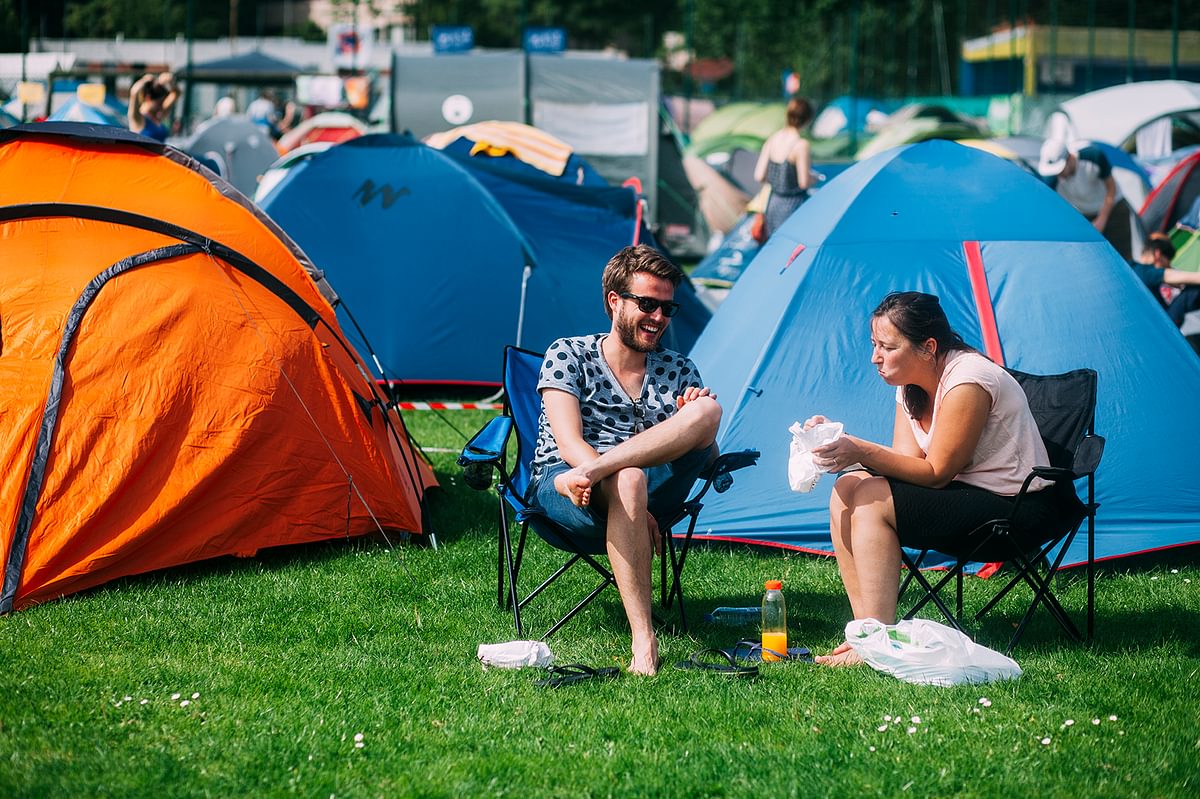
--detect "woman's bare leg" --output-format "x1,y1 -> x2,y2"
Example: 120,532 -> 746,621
818,475 -> 901,667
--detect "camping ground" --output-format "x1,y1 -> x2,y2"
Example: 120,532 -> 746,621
0,408 -> 1196,798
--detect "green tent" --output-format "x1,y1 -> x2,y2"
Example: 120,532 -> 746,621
686,102 -> 785,153
1171,225 -> 1200,271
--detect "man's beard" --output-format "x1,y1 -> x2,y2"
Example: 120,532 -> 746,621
615,309 -> 661,353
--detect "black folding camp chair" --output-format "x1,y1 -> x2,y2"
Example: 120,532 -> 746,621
898,368 -> 1105,655
457,346 -> 759,639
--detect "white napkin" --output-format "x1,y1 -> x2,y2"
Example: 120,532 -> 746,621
787,420 -> 849,493
477,640 -> 555,670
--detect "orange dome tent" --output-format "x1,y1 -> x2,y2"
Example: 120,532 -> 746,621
0,123 -> 435,612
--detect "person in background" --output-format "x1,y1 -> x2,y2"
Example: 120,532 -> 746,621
1038,138 -> 1116,233
1037,137 -> 1140,257
128,72 -> 178,142
753,95 -> 814,240
212,96 -> 237,118
532,245 -> 721,675
247,90 -> 280,138
803,292 -> 1082,666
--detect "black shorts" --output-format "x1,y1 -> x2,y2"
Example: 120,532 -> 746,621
887,477 -> 1083,559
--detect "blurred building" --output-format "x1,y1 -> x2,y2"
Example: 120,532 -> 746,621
962,24 -> 1200,97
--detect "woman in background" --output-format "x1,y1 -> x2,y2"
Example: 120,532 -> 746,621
753,95 -> 814,240
128,72 -> 178,142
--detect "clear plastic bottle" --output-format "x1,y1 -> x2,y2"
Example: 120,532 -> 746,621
761,580 -> 787,662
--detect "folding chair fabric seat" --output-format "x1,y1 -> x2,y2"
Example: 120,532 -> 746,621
897,367 -> 1104,655
459,346 -> 759,639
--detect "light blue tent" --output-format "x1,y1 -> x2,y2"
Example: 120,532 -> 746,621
689,140 -> 1200,567
259,133 -> 709,385
47,98 -> 125,127
692,212 -> 761,287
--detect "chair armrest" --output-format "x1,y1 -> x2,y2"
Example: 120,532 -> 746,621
1031,465 -> 1076,482
456,415 -> 513,466
693,449 -> 761,499
457,415 -> 513,491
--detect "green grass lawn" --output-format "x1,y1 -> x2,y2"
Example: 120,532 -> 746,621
1,409 -> 1197,798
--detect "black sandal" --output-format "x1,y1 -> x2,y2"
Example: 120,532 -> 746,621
534,663 -> 621,688
726,639 -> 813,663
674,648 -> 760,678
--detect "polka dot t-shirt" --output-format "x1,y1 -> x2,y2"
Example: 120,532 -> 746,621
531,334 -> 704,478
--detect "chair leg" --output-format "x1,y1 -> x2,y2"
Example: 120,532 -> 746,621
497,500 -> 509,609
507,520 -> 530,638
541,579 -> 614,640
897,549 -> 929,602
663,509 -> 701,635
662,531 -> 674,609
956,569 -> 963,619
1086,503 -> 1096,643
899,561 -> 967,633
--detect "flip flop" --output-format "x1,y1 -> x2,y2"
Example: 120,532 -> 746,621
534,663 -> 620,688
725,639 -> 813,664
674,648 -> 760,678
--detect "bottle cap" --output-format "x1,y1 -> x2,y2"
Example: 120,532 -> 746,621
764,579 -> 782,590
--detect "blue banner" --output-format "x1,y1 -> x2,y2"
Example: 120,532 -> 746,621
432,25 -> 474,54
523,27 -> 567,54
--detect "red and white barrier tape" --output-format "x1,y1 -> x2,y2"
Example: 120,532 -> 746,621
395,402 -> 503,411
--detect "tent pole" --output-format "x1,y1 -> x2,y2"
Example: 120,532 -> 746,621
515,264 -> 533,349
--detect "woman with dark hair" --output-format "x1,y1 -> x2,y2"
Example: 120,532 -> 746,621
805,292 -> 1080,666
753,95 -> 814,240
128,72 -> 178,142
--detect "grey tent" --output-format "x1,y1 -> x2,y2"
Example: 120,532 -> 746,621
179,115 -> 278,197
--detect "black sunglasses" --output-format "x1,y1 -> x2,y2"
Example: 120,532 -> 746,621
619,292 -> 680,318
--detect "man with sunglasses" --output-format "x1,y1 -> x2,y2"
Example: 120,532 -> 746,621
529,244 -> 722,675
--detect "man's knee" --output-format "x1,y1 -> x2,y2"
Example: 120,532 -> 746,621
608,466 -> 648,504
679,395 -> 721,442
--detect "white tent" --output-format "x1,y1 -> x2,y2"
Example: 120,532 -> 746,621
1046,80 -> 1200,156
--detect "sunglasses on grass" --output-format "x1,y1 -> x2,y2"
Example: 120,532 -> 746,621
619,292 -> 680,317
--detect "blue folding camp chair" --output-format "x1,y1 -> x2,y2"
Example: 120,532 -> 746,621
458,346 -> 760,639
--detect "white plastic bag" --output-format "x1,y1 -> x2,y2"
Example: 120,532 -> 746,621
787,420 -> 844,493
477,640 -> 555,670
844,618 -> 1022,686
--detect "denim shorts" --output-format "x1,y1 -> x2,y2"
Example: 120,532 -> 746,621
529,445 -> 715,546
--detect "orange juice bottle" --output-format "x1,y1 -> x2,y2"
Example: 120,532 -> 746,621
761,580 -> 787,662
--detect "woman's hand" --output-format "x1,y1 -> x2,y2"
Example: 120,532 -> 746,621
802,414 -> 828,431
812,435 -> 866,472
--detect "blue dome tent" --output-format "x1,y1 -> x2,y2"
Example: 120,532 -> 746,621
259,133 -> 709,385
47,97 -> 125,127
689,140 -> 1200,567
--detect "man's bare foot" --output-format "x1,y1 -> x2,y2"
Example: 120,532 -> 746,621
628,638 -> 660,676
814,641 -> 864,667
554,468 -> 592,507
